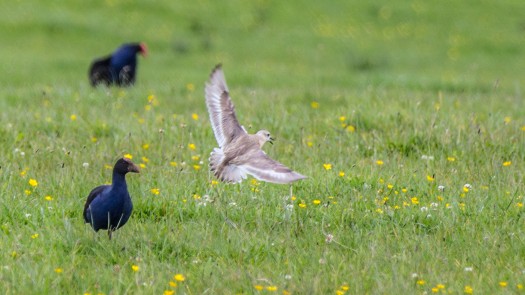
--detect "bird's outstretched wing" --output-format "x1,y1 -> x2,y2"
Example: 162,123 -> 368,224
205,64 -> 247,148
89,56 -> 112,87
83,185 -> 109,223
239,150 -> 307,184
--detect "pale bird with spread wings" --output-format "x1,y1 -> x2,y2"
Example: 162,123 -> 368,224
205,65 -> 307,184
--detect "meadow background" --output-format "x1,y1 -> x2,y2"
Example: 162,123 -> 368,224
1,0 -> 525,294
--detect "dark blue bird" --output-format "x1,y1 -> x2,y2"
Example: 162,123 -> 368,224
83,158 -> 140,239
89,42 -> 148,87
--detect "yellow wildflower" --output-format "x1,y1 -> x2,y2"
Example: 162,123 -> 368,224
339,116 -> 346,122
323,163 -> 332,170
142,143 -> 149,150
447,156 -> 456,162
29,179 -> 38,187
24,190 -> 31,196
504,116 -> 511,124
174,274 -> 185,282
191,113 -> 199,120
123,154 -> 133,160
45,195 -> 53,201
411,197 -> 419,205
193,165 -> 201,171
417,279 -> 425,285
266,286 -> 278,292
346,125 -> 355,132
186,83 -> 195,92
55,268 -> 63,273
311,101 -> 319,109
170,161 -> 178,167
70,114 -> 77,121
464,285 -> 473,294
499,281 -> 507,287
341,284 -> 349,291
339,171 -> 345,177
503,161 -> 511,167
254,285 -> 264,291
150,188 -> 160,195
298,203 -> 307,208
191,155 -> 200,161
131,265 -> 139,272
163,291 -> 174,295
312,199 -> 321,205
376,160 -> 384,166
91,136 -> 98,143
426,175 -> 434,182
142,156 -> 149,163
31,233 -> 39,239
188,143 -> 196,150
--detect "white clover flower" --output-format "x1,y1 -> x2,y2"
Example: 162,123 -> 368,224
464,267 -> 473,272
438,185 -> 445,191
82,162 -> 89,168
325,233 -> 334,243
420,207 -> 428,212
464,183 -> 472,189
421,155 -> 434,160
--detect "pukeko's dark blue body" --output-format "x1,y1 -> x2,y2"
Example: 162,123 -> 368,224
89,43 -> 147,87
83,158 -> 140,239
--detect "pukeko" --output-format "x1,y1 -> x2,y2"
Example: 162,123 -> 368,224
89,42 -> 147,87
83,158 -> 140,239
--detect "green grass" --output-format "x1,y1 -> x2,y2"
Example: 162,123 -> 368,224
1,0 -> 525,294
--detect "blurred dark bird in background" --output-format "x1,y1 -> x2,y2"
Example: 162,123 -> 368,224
83,157 -> 140,239
89,42 -> 147,87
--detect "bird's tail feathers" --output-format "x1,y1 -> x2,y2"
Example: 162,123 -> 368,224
209,148 -> 246,183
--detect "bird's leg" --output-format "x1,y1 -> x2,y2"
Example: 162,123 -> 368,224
108,229 -> 113,240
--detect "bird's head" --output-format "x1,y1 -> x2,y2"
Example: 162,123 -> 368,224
256,130 -> 274,147
114,157 -> 140,174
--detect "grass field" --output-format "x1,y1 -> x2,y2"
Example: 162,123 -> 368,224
1,0 -> 525,294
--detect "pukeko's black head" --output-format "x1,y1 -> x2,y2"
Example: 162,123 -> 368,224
125,42 -> 148,57
114,158 -> 140,175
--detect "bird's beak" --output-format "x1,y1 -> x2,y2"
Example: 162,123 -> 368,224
129,163 -> 140,173
139,43 -> 148,57
269,137 -> 275,145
